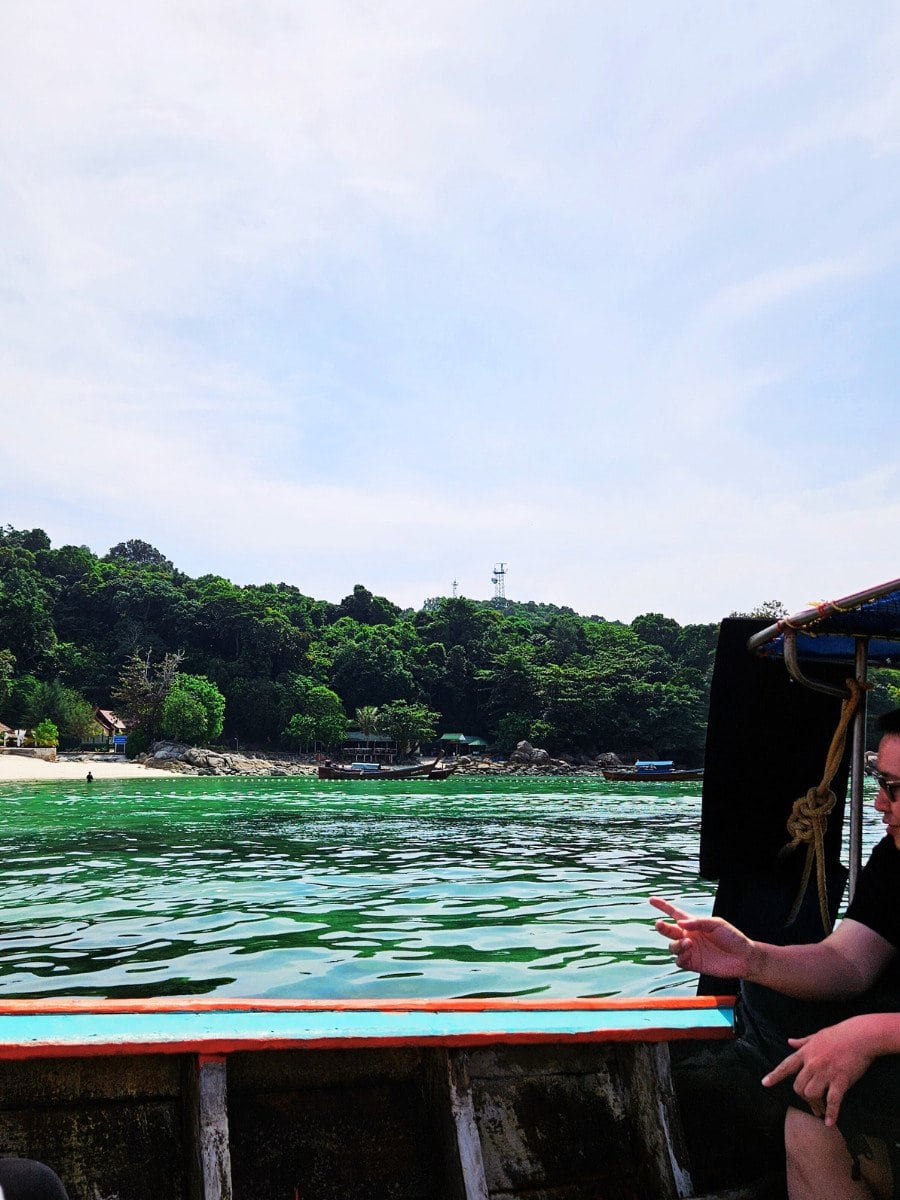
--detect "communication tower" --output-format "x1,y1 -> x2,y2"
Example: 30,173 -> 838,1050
452,579 -> 458,598
491,563 -> 508,608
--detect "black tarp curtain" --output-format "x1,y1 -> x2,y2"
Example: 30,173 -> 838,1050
697,618 -> 852,994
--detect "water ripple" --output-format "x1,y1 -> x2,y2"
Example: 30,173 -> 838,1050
0,774 -> 763,1000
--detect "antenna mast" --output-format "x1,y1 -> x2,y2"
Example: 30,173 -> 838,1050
491,562 -> 507,608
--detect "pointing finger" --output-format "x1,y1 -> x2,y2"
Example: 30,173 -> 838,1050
649,897 -> 691,923
762,1052 -> 801,1088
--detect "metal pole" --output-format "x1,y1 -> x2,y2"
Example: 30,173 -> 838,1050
783,630 -> 849,698
848,637 -> 869,900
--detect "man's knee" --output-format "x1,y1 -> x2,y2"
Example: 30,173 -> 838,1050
785,1107 -> 893,1198
785,1107 -> 850,1177
785,1105 -> 823,1158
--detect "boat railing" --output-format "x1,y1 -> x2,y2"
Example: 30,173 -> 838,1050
0,996 -> 735,1200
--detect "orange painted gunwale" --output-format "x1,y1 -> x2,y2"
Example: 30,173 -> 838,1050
0,995 -> 734,1016
0,1026 -> 734,1061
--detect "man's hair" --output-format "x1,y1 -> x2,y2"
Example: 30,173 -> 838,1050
877,708 -> 900,735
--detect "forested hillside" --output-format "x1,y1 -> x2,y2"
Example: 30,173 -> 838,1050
0,526 -> 718,760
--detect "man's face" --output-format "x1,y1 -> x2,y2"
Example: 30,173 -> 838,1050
874,733 -> 900,849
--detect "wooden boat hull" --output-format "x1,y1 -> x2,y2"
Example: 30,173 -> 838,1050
0,996 -> 732,1200
427,764 -> 458,779
318,759 -> 442,781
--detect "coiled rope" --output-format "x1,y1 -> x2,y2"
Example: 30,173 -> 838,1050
780,677 -> 869,933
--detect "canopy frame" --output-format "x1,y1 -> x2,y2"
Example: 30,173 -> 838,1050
747,579 -> 900,898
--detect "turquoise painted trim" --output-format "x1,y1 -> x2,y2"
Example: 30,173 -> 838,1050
0,1005 -> 734,1052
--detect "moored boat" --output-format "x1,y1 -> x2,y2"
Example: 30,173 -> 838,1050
427,761 -> 459,779
602,760 -> 704,782
317,757 -> 442,781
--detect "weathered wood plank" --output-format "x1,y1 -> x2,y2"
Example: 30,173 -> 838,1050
625,1043 -> 693,1199
463,1042 -> 694,1200
187,1055 -> 233,1200
447,1051 -> 490,1200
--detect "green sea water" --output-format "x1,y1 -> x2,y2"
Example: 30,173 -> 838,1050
0,774 -> 881,1002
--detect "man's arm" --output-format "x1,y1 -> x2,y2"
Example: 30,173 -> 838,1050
764,1012 -> 900,1125
732,918 -> 893,999
651,898 -> 895,999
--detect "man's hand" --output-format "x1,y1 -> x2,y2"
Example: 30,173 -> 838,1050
650,896 -> 758,979
762,1018 -> 877,1126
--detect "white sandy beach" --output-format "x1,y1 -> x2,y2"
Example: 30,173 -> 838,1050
0,753 -> 175,782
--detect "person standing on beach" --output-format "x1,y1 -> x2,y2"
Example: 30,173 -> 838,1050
652,708 -> 900,1200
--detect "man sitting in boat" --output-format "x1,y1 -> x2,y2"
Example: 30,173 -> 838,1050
653,707 -> 900,1200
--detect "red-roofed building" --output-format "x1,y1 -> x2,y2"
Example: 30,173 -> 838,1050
93,709 -> 128,752
94,709 -> 126,737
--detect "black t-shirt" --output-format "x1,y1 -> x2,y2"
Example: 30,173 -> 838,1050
845,835 -> 900,948
843,835 -> 900,1009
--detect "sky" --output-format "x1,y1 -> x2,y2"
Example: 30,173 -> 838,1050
2,2 -> 900,625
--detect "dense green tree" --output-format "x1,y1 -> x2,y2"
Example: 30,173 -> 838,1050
0,649 -> 14,709
0,553 -> 57,670
220,674 -> 282,745
0,526 -> 51,552
33,718 -> 59,746
631,613 -> 681,657
429,644 -> 479,731
160,674 -> 225,744
495,712 -> 533,754
7,677 -> 96,740
327,630 -> 416,712
333,584 -> 400,626
103,540 -> 175,572
415,597 -> 499,661
161,688 -> 207,744
673,624 -> 718,678
378,701 -> 438,754
112,650 -> 184,739
485,646 -> 541,727
539,614 -> 589,665
282,685 -> 348,750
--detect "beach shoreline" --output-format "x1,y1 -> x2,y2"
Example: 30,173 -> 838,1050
0,752 -> 176,782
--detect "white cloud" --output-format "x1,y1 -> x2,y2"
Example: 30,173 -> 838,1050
3,3 -> 900,623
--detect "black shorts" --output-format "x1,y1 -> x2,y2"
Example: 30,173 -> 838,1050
735,986 -> 900,1190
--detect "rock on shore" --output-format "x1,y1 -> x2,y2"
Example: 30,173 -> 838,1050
136,742 -> 317,776
131,740 -> 626,778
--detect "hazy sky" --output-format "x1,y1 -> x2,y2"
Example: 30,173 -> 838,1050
3,2 -> 899,623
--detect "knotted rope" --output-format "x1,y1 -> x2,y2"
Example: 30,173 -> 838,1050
780,677 -> 869,933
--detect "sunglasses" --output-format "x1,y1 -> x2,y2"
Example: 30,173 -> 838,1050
874,773 -> 900,804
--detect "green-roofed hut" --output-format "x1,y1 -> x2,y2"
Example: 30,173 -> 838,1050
440,733 -> 489,755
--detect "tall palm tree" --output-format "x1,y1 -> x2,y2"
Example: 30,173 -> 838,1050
355,705 -> 380,762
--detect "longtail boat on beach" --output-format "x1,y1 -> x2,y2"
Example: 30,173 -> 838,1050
9,577 -> 900,1199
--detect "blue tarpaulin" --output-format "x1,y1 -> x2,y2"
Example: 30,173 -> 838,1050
749,578 -> 900,666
